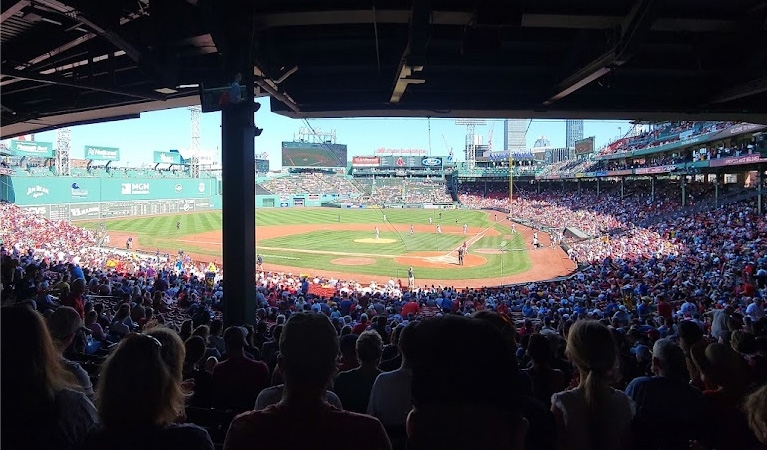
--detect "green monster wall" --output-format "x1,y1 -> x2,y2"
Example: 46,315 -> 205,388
1,175 -> 217,220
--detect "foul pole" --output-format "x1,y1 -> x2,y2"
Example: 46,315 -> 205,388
508,154 -> 514,211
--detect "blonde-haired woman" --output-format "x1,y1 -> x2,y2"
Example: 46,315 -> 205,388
82,332 -> 213,450
551,320 -> 634,450
2,306 -> 97,450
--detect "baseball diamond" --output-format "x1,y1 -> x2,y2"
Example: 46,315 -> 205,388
79,208 -> 576,286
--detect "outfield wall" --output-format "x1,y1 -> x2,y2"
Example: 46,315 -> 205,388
1,175 -> 218,221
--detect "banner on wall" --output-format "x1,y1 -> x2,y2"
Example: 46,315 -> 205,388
153,151 -> 181,164
85,145 -> 120,161
11,140 -> 54,158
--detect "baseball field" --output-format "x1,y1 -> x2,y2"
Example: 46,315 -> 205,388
79,208 -> 576,286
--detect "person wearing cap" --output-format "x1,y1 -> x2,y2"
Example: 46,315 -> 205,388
48,306 -> 95,399
224,313 -> 391,450
212,327 -> 269,412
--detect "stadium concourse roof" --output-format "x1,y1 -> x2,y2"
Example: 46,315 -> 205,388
2,0 -> 767,139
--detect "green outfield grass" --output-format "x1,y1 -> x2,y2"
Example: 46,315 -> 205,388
79,208 -> 532,280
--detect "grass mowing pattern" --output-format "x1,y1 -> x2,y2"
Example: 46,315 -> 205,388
79,208 -> 531,281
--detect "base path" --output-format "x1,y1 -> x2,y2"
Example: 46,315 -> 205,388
107,211 -> 577,288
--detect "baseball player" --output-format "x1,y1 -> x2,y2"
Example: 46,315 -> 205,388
463,223 -> 468,234
436,224 -> 442,234
375,227 -> 380,240
409,224 -> 414,236
408,267 -> 415,288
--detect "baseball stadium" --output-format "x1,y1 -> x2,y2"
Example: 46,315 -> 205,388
3,121 -> 765,290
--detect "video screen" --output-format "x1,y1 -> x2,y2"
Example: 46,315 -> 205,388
281,142 -> 348,167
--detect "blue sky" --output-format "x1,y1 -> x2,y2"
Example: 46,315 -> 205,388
11,98 -> 632,169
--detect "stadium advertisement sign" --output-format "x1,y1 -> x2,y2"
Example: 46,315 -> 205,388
375,148 -> 426,155
380,155 -> 421,167
635,165 -> 677,175
153,151 -> 182,164
711,123 -> 766,141
607,169 -> 633,176
11,140 -> 54,158
709,154 -> 767,167
421,157 -> 443,167
352,156 -> 380,167
85,145 -> 120,161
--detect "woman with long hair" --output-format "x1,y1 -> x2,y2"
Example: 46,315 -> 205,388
82,332 -> 213,450
1,306 -> 97,450
551,319 -> 634,450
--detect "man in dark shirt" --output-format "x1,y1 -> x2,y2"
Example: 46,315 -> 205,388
625,338 -> 707,449
213,327 -> 269,412
333,330 -> 382,413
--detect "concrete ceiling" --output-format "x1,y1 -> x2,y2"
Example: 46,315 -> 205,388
2,0 -> 767,139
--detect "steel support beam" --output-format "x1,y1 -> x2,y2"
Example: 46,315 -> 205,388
0,68 -> 166,101
0,0 -> 29,23
708,76 -> 767,104
390,0 -> 430,104
544,0 -> 657,105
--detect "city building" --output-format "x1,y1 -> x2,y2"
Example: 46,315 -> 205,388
565,119 -> 584,148
504,119 -> 531,152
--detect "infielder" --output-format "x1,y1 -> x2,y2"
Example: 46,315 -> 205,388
375,227 -> 380,239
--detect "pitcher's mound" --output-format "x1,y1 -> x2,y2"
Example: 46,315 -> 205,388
331,257 -> 376,266
355,238 -> 397,244
395,251 -> 486,269
474,248 -> 505,255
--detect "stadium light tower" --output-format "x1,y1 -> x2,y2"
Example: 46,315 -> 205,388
189,106 -> 201,178
455,119 -> 487,168
55,127 -> 71,176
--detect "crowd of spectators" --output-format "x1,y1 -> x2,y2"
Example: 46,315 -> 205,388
597,121 -> 735,157
259,173 -> 361,197
346,178 -> 453,205
2,179 -> 767,449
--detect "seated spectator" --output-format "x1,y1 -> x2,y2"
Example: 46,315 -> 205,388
183,335 -> 215,408
625,338 -> 706,449
690,342 -> 757,450
255,384 -> 343,410
2,306 -> 97,450
745,383 -> 767,445
85,310 -> 106,341
338,333 -> 360,372
82,333 -> 214,450
368,322 -> 418,450
62,278 -> 86,319
109,303 -> 134,337
224,313 -> 391,450
47,306 -> 94,399
551,320 -> 634,450
523,334 -> 565,408
406,315 -> 527,450
213,327 -> 269,412
333,330 -> 383,414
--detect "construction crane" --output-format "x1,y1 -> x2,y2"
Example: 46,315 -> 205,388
455,118 -> 487,165
441,134 -> 452,154
488,122 -> 495,151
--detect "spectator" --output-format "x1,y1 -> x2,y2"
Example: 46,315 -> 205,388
745,383 -> 767,445
83,333 -> 213,450
523,334 -> 565,408
407,315 -> 527,450
47,306 -> 95,399
338,333 -> 360,372
625,338 -> 706,449
213,326 -> 269,412
224,313 -> 391,450
367,322 -> 418,449
183,335 -> 215,408
85,310 -> 106,341
2,306 -> 97,450
334,330 -> 383,414
551,320 -> 634,450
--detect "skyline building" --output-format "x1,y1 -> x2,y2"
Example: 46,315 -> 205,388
565,119 -> 584,148
504,119 -> 531,152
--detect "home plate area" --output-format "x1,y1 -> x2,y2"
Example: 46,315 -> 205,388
395,251 -> 486,269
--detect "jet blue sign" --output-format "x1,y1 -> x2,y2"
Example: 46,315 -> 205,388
421,157 -> 443,167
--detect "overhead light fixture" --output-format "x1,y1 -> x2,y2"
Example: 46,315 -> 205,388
40,17 -> 62,26
155,87 -> 177,94
176,84 -> 199,89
